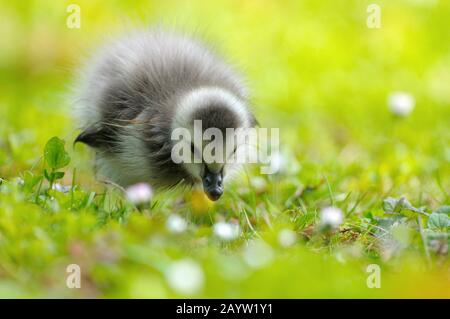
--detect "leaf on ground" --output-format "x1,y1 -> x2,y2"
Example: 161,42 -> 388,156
433,206 -> 450,216
382,197 -> 414,213
44,137 -> 71,170
427,213 -> 450,231
382,197 -> 427,217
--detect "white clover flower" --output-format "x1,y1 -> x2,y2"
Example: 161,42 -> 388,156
213,221 -> 240,241
388,91 -> 415,117
165,259 -> 204,295
125,183 -> 153,205
166,214 -> 188,234
277,229 -> 297,247
320,206 -> 344,229
242,240 -> 274,269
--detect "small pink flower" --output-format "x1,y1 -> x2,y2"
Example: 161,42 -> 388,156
126,183 -> 153,205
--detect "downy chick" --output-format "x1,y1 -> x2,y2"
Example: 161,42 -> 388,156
73,29 -> 257,201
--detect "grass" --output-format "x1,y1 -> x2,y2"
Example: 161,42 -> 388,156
0,0 -> 449,298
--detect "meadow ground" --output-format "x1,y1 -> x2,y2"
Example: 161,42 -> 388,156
0,0 -> 449,298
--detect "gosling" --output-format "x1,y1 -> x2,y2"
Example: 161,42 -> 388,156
73,29 -> 257,201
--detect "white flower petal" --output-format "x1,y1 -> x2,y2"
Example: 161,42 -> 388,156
126,183 -> 153,205
166,214 -> 188,234
243,241 -> 274,269
278,229 -> 297,247
388,92 -> 415,117
166,259 -> 204,295
213,222 -> 240,241
320,206 -> 344,229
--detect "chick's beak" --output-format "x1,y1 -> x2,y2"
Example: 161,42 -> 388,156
202,168 -> 223,201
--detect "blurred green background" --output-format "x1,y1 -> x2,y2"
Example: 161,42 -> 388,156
0,0 -> 449,298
